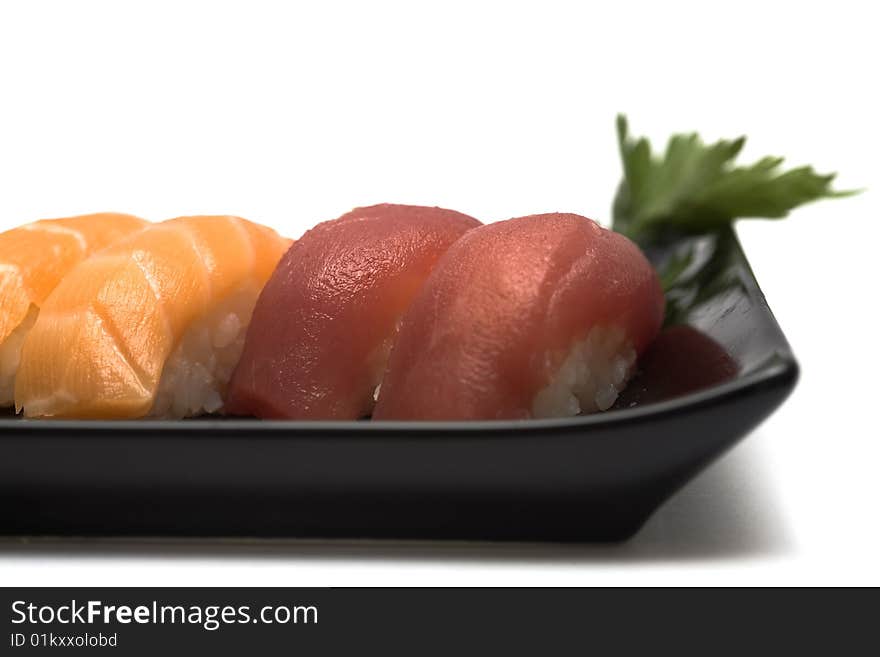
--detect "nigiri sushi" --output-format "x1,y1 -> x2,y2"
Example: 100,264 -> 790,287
372,213 -> 665,420
15,215 -> 290,419
0,213 -> 147,406
226,204 -> 481,419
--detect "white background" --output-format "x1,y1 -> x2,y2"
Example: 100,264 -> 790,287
0,0 -> 877,586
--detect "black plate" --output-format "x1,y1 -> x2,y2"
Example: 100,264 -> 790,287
0,227 -> 797,542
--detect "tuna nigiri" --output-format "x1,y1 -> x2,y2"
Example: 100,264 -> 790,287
372,213 -> 665,420
226,204 -> 481,419
0,213 -> 147,406
15,215 -> 290,419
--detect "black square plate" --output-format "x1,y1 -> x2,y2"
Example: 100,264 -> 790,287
0,227 -> 797,542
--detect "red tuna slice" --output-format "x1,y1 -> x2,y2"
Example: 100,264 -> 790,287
225,204 -> 480,419
372,213 -> 665,421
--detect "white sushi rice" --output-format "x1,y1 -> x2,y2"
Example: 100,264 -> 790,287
149,284 -> 261,418
0,306 -> 39,407
531,325 -> 637,418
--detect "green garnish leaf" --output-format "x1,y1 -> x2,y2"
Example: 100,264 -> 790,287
612,114 -> 857,239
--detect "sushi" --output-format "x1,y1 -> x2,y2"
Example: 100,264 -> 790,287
225,204 -> 481,419
372,213 -> 665,420
0,213 -> 148,406
14,215 -> 290,419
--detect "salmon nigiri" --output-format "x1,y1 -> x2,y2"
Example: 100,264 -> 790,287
0,213 -> 147,406
226,204 -> 480,419
15,215 -> 290,419
372,213 -> 665,420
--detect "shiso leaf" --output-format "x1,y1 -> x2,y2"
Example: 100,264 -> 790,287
612,114 -> 858,240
